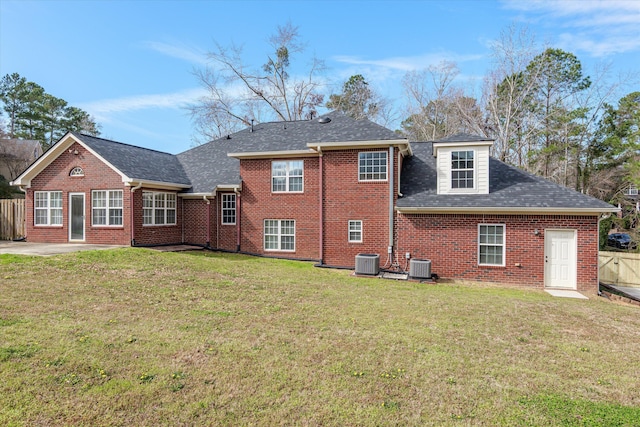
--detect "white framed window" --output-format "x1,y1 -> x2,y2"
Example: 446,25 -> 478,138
272,160 -> 303,192
142,191 -> 176,225
452,150 -> 474,189
626,185 -> 638,196
34,191 -> 63,226
478,224 -> 505,266
348,220 -> 362,243
92,190 -> 123,226
359,151 -> 387,181
221,193 -> 236,225
69,167 -> 84,177
264,219 -> 295,251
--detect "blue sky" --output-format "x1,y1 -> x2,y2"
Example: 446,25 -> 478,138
1,0 -> 639,154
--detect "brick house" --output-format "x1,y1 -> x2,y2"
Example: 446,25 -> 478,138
11,112 -> 617,291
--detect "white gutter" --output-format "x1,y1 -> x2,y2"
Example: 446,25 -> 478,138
228,150 -> 318,159
395,206 -> 620,215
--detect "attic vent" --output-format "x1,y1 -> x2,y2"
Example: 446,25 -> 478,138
409,259 -> 431,279
355,253 -> 380,275
318,117 -> 331,124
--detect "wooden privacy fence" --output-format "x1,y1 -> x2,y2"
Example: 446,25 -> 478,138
0,199 -> 25,240
600,251 -> 640,287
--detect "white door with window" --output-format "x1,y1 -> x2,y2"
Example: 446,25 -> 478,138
69,193 -> 85,242
544,229 -> 577,289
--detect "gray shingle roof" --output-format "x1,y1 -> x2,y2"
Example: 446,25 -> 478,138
223,110 -> 400,152
433,133 -> 493,143
73,133 -> 191,185
398,141 -> 615,210
176,139 -> 240,193
177,111 -> 402,193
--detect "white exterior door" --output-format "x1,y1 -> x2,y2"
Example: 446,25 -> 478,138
69,193 -> 85,242
544,229 -> 577,289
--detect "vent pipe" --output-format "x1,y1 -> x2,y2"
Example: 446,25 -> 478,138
251,119 -> 254,132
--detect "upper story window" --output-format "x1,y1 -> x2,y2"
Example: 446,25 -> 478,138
34,191 -> 63,226
221,193 -> 236,225
359,151 -> 387,181
92,190 -> 123,226
143,191 -> 176,226
69,167 -> 84,177
272,160 -> 303,192
626,185 -> 638,196
451,150 -> 474,189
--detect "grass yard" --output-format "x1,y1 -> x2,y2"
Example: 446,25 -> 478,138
1,248 -> 640,426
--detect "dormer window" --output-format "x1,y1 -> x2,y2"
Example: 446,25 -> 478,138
432,136 -> 493,195
451,151 -> 474,189
70,167 -> 84,177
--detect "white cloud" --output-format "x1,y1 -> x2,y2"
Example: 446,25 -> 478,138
79,88 -> 207,123
502,0 -> 640,57
333,52 -> 483,73
142,41 -> 209,65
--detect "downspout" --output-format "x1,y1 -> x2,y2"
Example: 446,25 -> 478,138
397,151 -> 403,197
216,191 -> 219,249
388,145 -> 394,253
235,187 -> 241,252
317,147 -> 324,265
129,182 -> 143,246
203,195 -> 211,248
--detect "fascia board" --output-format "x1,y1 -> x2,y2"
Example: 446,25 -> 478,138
227,150 -> 318,159
395,206 -> 620,215
308,139 -> 409,152
214,184 -> 241,192
432,141 -> 493,157
178,192 -> 216,199
125,179 -> 191,190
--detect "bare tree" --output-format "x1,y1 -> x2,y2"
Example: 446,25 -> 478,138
189,22 -> 326,143
483,24 -> 541,166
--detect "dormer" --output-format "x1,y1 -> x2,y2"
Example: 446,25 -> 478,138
432,134 -> 494,195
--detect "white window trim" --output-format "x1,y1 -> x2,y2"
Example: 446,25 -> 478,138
358,151 -> 388,182
34,191 -> 63,226
348,220 -> 363,243
69,167 -> 84,177
142,191 -> 177,226
264,219 -> 296,252
221,193 -> 236,225
271,160 -> 304,193
91,190 -> 123,227
626,185 -> 638,196
451,150 -> 476,190
478,224 -> 506,267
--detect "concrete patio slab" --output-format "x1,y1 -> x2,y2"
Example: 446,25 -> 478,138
545,289 -> 589,299
0,241 -> 125,256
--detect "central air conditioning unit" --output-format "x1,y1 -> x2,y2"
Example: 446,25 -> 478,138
409,259 -> 431,279
355,253 -> 380,275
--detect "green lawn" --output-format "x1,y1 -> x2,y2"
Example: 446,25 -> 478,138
1,248 -> 639,426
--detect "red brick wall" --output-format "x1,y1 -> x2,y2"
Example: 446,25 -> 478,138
131,189 -> 182,246
322,149 -> 397,268
396,213 -> 600,291
26,142 -> 131,245
239,157 -> 320,260
216,193 -> 238,251
183,199 -> 210,246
